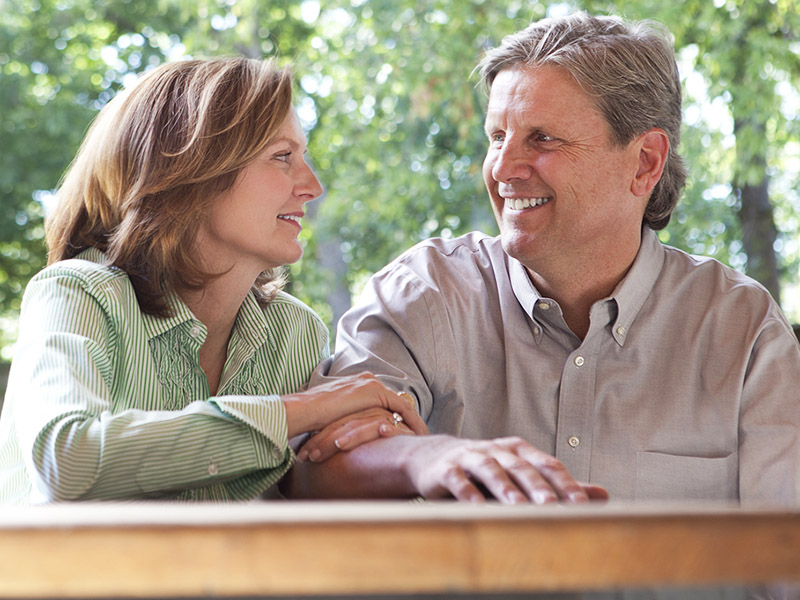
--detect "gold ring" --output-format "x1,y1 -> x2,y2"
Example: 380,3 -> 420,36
391,412 -> 403,427
398,392 -> 416,409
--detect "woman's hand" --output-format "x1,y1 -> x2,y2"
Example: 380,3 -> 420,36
282,373 -> 427,456
296,406 -> 419,463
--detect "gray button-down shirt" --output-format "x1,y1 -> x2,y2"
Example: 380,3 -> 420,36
320,228 -> 800,504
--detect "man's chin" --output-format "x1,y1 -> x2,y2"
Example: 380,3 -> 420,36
500,234 -> 538,267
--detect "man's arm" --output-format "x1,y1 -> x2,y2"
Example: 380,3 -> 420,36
738,313 -> 800,506
285,434 -> 608,504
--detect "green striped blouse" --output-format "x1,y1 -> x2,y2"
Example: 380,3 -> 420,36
0,248 -> 329,504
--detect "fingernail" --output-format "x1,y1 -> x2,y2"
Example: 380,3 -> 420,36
334,437 -> 349,450
334,439 -> 342,449
536,492 -> 558,504
297,450 -> 308,462
508,491 -> 526,504
308,449 -> 321,462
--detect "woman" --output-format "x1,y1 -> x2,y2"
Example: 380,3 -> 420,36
0,57 -> 425,504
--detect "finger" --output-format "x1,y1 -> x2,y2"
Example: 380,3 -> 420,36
385,393 -> 428,435
435,463 -> 487,503
398,392 -> 417,409
298,414 -> 376,462
488,454 -> 561,504
378,421 -> 415,438
296,429 -> 329,463
506,440 -> 588,503
332,418 -> 390,453
298,407 -> 410,461
581,483 -> 610,501
463,453 -> 535,504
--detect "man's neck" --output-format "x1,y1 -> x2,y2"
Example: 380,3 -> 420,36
526,237 -> 642,340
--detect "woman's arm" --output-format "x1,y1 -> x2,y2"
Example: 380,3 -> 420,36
6,268 -> 426,502
7,271 -> 295,501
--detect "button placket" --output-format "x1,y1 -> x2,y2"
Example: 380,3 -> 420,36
555,341 -> 595,481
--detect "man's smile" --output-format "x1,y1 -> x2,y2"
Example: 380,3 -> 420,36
503,197 -> 551,210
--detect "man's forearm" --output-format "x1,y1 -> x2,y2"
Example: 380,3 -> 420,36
283,435 -> 422,499
282,433 -> 605,503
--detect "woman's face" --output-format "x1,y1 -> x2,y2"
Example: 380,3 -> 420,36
198,110 -> 323,278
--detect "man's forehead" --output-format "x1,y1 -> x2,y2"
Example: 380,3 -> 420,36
484,66 -> 601,125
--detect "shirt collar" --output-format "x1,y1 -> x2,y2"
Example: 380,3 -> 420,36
233,291 -> 277,352
508,227 -> 665,345
141,288 -> 274,352
79,247 -> 275,350
508,252 -> 542,317
607,226 -> 665,344
142,293 -> 199,341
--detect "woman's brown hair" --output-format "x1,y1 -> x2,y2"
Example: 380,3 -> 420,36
46,57 -> 294,316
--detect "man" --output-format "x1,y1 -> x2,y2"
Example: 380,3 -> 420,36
288,12 -> 800,505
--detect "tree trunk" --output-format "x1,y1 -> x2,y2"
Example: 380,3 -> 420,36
726,2 -> 783,304
733,121 -> 782,304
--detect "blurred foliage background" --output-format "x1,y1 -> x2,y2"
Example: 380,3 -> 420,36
1,0 -> 799,375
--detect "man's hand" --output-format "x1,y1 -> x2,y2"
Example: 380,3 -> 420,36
406,435 -> 608,504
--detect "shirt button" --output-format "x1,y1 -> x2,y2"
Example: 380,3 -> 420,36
533,326 -> 541,336
271,447 -> 283,461
189,325 -> 203,338
207,462 -> 219,476
538,302 -> 551,311
616,326 -> 626,336
568,436 -> 580,448
574,355 -> 585,367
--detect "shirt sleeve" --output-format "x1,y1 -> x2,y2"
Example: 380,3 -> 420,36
313,261 -> 444,421
737,308 -> 800,506
9,271 -> 291,502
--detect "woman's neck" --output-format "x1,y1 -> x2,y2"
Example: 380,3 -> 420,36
178,270 -> 255,395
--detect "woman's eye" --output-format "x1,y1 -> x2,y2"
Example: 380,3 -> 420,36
275,152 -> 292,163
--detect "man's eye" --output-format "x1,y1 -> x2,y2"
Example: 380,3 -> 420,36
536,133 -> 555,142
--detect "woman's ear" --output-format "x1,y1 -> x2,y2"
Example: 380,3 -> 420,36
631,128 -> 669,198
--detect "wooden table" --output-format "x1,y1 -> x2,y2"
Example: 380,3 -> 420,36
0,501 -> 798,598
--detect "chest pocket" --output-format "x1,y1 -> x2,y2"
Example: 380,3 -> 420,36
635,451 -> 738,501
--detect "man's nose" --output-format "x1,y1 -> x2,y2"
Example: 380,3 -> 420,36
491,141 -> 532,183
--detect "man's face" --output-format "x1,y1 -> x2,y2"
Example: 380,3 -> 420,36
482,65 -> 646,275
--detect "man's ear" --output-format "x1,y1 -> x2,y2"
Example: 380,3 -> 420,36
631,128 -> 669,198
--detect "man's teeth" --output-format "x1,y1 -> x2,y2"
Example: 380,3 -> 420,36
278,215 -> 300,223
505,197 -> 550,210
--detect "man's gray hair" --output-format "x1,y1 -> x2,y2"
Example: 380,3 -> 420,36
478,12 -> 687,230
